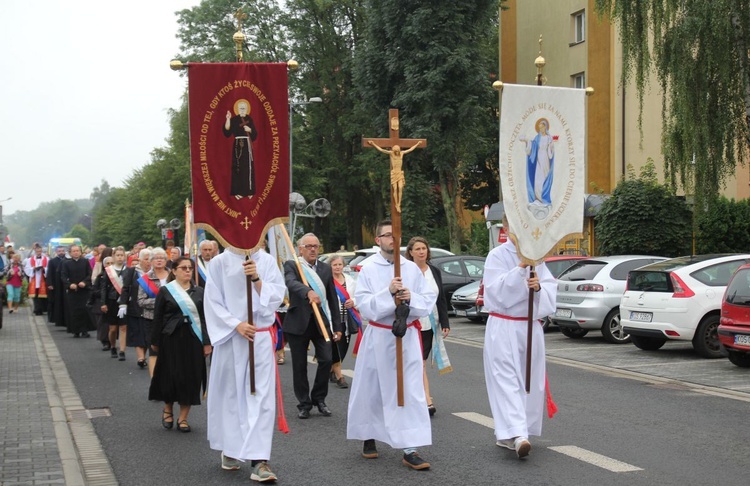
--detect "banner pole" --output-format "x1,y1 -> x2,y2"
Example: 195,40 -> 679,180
279,225 -> 330,342
246,252 -> 256,394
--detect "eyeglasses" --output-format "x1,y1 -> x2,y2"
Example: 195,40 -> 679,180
377,233 -> 394,239
302,244 -> 320,250
175,266 -> 194,271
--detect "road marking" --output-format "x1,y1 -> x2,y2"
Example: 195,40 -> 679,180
549,446 -> 643,472
305,355 -> 355,378
454,412 -> 644,473
453,411 -> 494,429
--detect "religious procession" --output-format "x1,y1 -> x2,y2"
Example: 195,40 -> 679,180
3,1 -> 750,486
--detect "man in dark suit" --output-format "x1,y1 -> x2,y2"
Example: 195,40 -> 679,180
46,246 -> 67,325
283,233 -> 343,419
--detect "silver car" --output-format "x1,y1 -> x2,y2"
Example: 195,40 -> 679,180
552,255 -> 666,343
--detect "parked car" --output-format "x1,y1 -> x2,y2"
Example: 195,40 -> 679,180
719,263 -> 750,367
430,255 -> 485,302
552,255 -> 667,343
319,251 -> 356,266
621,254 -> 750,358
451,280 -> 483,322
348,246 -> 454,273
470,255 -> 587,328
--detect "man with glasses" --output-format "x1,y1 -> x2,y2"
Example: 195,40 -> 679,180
347,220 -> 436,470
283,233 -> 343,419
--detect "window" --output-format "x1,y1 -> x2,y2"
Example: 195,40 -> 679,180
691,260 -> 747,287
465,259 -> 485,278
439,260 -> 463,277
572,72 -> 585,89
572,10 -> 585,44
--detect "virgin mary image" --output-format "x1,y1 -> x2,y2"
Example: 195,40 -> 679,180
520,117 -> 555,220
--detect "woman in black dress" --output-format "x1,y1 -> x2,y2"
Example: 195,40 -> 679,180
148,256 -> 212,432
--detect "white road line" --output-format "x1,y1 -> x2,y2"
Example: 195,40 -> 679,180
549,446 -> 643,473
452,411 -> 494,429
305,354 -> 355,378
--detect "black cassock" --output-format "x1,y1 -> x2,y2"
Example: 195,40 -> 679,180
222,114 -> 258,197
46,255 -> 66,326
61,258 -> 94,334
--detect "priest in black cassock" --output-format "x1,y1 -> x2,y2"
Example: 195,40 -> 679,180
61,245 -> 94,337
46,246 -> 67,326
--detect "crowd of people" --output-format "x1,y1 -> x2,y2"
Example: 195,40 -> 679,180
0,216 -> 556,483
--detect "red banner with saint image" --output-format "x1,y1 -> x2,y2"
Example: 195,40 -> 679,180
188,63 -> 289,251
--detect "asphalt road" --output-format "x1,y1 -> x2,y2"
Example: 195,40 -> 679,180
48,318 -> 750,485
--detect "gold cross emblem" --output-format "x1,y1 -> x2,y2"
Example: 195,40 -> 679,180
240,217 -> 251,229
532,227 -> 542,240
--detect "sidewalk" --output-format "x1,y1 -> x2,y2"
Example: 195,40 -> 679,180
0,305 -> 117,486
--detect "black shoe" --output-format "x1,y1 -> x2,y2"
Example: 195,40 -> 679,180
403,452 -> 430,470
362,440 -> 378,459
102,343 -> 111,351
137,359 -> 146,369
111,348 -> 118,358
118,351 -> 126,361
298,409 -> 311,419
428,403 -> 436,417
329,372 -> 337,384
81,332 -> 90,338
336,377 -> 349,389
73,333 -> 80,338
316,402 -> 332,416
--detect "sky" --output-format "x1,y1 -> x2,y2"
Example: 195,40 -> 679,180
0,0 -> 201,216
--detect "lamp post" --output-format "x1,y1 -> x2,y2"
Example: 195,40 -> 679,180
0,197 -> 11,225
288,97 -> 322,232
156,218 -> 182,247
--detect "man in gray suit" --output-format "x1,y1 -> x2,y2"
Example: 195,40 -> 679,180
283,233 -> 343,419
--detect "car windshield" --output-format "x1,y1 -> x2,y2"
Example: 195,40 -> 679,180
558,261 -> 606,281
725,269 -> 750,306
627,271 -> 672,292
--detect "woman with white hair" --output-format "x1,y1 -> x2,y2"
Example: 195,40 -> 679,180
120,248 -> 152,369
138,248 -> 170,377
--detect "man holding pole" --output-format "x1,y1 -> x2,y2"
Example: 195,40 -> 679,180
204,249 -> 286,482
283,233 -> 342,419
347,219 -> 436,470
483,214 -> 556,459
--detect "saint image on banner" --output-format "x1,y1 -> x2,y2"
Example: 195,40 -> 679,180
520,117 -> 556,220
223,98 -> 258,198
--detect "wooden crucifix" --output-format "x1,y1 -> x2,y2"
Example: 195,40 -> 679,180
362,109 -> 426,406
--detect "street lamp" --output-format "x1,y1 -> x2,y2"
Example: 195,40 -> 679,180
0,197 -> 11,225
288,97 -> 322,232
156,218 -> 182,247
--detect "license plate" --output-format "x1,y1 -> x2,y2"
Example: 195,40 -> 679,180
455,310 -> 467,317
735,335 -> 750,346
555,309 -> 572,318
630,311 -> 653,322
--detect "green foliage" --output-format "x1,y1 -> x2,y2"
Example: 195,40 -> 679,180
695,197 -> 750,253
594,0 -> 750,208
596,163 -> 692,257
355,0 -> 498,253
65,224 -> 91,247
6,199 -> 93,247
463,219 -> 490,257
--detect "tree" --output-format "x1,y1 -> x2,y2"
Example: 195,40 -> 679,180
65,224 -> 91,247
595,163 -> 692,257
355,0 -> 498,253
695,197 -> 750,253
594,0 -> 750,210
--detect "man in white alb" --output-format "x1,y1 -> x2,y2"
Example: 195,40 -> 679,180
347,220 -> 437,470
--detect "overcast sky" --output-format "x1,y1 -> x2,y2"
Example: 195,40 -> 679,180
0,0 -> 200,216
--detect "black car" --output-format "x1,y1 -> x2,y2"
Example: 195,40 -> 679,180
430,255 -> 486,302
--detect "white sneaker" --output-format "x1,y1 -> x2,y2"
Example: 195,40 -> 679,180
496,438 -> 515,450
514,437 -> 531,458
221,452 -> 241,471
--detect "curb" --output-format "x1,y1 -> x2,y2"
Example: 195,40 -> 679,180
29,312 -> 118,485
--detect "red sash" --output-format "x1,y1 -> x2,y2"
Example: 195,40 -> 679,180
257,325 -> 289,434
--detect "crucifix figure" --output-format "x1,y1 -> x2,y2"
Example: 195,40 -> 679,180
362,109 -> 426,407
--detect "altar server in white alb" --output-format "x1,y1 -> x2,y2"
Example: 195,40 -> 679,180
483,214 -> 556,459
204,249 -> 286,483
347,219 -> 437,470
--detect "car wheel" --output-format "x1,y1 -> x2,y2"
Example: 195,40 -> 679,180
727,350 -> 750,368
560,327 -> 588,339
601,308 -> 630,344
631,335 -> 667,351
692,315 -> 728,359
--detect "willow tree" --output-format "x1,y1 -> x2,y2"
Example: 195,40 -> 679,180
595,0 -> 750,208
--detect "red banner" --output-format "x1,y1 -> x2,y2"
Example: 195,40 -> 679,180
188,63 -> 289,251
